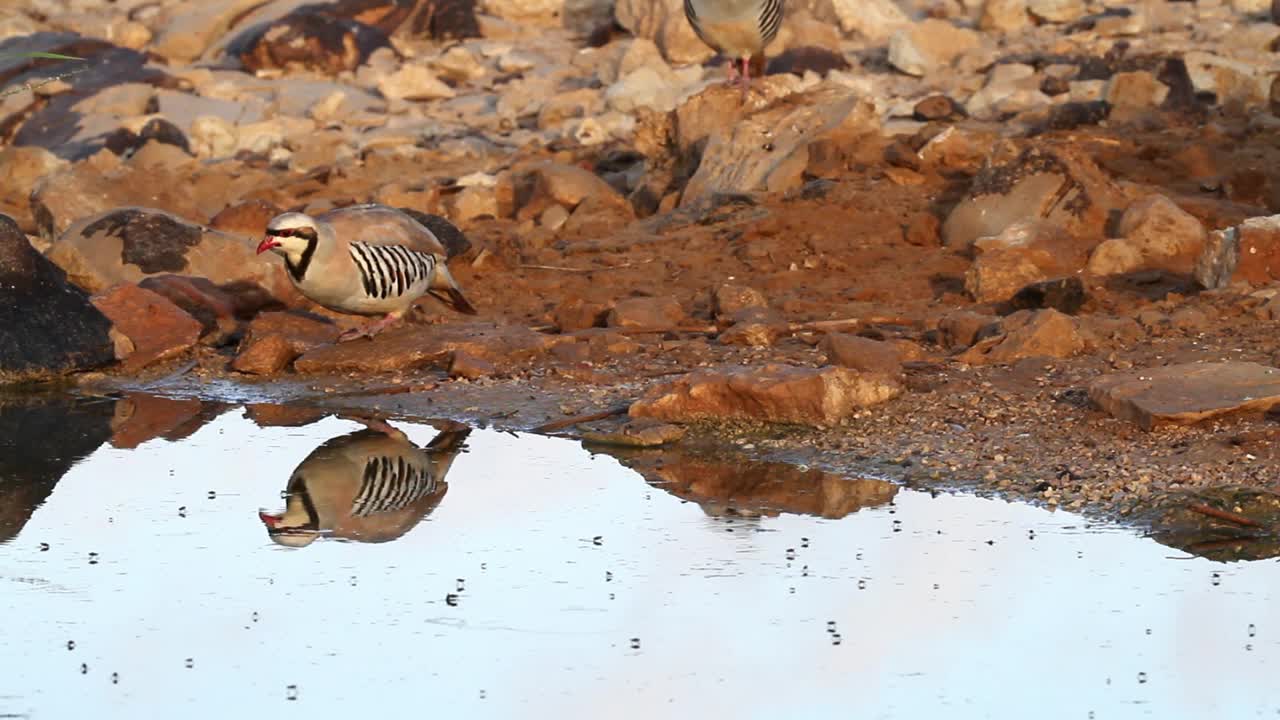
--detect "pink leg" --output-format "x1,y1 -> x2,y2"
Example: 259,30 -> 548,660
724,59 -> 740,87
739,56 -> 751,102
337,312 -> 402,342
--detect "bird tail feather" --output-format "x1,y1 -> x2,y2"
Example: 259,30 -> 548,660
429,264 -> 478,315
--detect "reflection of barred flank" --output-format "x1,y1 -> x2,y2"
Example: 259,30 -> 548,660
353,456 -> 436,517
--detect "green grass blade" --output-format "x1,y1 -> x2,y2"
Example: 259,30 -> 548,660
0,52 -> 84,61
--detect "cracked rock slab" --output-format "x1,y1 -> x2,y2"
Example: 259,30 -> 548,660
1088,361 -> 1280,430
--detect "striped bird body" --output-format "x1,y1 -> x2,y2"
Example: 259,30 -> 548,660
262,426 -> 470,546
684,0 -> 782,63
339,241 -> 438,314
261,204 -> 476,323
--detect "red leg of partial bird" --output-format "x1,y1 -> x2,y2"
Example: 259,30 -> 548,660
337,312 -> 402,343
724,59 -> 740,88
739,56 -> 751,103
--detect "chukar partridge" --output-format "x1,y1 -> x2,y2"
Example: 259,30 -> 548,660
256,204 -> 477,342
684,0 -> 784,101
258,418 -> 470,547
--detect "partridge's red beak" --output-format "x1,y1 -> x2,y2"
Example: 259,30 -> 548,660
259,510 -> 280,528
256,237 -> 278,255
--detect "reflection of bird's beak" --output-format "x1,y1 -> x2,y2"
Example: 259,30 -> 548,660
256,238 -> 278,255
259,510 -> 281,529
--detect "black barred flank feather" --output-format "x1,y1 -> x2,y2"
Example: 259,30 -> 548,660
347,242 -> 437,301
683,0 -> 783,54
758,0 -> 782,47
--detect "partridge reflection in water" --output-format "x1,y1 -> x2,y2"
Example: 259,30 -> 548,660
258,418 -> 471,547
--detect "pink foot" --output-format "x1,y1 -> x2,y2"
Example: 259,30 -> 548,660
337,313 -> 401,343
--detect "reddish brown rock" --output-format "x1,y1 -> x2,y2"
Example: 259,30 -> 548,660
91,284 -> 202,372
1088,195 -> 1206,276
712,283 -> 768,322
232,311 -> 341,375
293,322 -> 558,374
903,212 -> 941,246
0,147 -> 67,232
717,306 -> 787,347
1077,314 -> 1144,346
550,341 -> 592,363
630,364 -> 902,427
559,194 -> 636,239
553,297 -> 609,332
520,161 -> 634,222
957,309 -> 1083,365
31,160 -> 209,243
232,335 -> 297,375
936,309 -> 999,349
821,334 -> 903,377
1088,362 -> 1280,430
679,86 -> 879,207
209,200 -> 284,237
137,274 -> 275,345
1195,215 -> 1280,289
449,351 -> 497,379
943,146 -> 1125,252
966,220 -> 1091,303
966,250 -> 1051,304
607,296 -> 686,331
138,275 -> 239,322
583,330 -> 642,359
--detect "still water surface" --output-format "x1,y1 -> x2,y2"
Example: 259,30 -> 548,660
0,396 -> 1276,719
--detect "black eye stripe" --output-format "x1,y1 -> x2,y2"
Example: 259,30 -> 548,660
268,227 -> 317,240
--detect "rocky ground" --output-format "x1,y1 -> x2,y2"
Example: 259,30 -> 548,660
6,0 -> 1280,556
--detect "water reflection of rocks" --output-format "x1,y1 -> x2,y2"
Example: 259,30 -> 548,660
1147,487 -> 1280,563
9,391 -> 1280,563
0,393 -> 115,544
259,417 -> 470,547
604,446 -> 899,520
